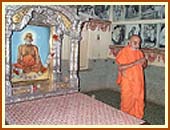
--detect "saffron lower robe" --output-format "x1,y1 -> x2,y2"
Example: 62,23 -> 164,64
116,45 -> 145,119
13,44 -> 47,74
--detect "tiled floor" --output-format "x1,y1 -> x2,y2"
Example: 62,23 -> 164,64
83,89 -> 165,125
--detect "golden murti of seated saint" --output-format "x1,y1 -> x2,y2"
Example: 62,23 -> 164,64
13,33 -> 47,74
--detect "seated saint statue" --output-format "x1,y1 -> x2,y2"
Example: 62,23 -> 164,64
13,33 -> 47,74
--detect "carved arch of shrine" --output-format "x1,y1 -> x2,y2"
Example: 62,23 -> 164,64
5,5 -> 84,104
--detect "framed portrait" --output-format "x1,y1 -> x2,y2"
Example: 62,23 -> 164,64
124,5 -> 140,19
112,5 -> 140,21
112,5 -> 165,21
78,5 -> 110,20
125,24 -> 141,40
112,5 -> 125,21
11,25 -> 51,83
112,24 -> 141,45
112,25 -> 126,45
112,23 -> 165,49
158,23 -> 165,48
93,5 -> 110,20
141,5 -> 165,20
141,24 -> 157,48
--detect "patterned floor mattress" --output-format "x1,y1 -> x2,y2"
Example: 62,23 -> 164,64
5,92 -> 145,125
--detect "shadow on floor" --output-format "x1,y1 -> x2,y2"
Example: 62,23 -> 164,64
83,89 -> 165,125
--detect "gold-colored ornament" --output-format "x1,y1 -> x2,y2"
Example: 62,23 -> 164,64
59,13 -> 72,30
12,8 -> 30,24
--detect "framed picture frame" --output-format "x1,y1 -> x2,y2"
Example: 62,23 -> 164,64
112,5 -> 165,22
158,23 -> 165,48
125,5 -> 140,19
11,25 -> 51,83
77,5 -> 110,20
112,23 -> 165,49
141,24 -> 157,48
112,24 -> 126,45
141,5 -> 165,20
112,24 -> 141,46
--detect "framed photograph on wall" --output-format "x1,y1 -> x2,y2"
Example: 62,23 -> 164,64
94,5 -> 110,20
112,24 -> 126,45
113,5 -> 141,21
112,23 -> 165,49
112,5 -> 125,21
125,5 -> 140,19
112,24 -> 141,45
158,23 -> 165,48
141,5 -> 165,20
141,24 -> 157,48
77,5 -> 110,20
112,5 -> 165,21
125,24 -> 141,40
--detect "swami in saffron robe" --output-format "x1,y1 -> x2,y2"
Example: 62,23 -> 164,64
116,45 -> 145,119
13,44 -> 47,74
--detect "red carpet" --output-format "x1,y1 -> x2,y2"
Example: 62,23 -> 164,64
5,93 -> 145,125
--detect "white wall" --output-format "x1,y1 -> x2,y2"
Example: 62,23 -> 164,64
62,25 -> 112,62
79,26 -> 89,69
88,29 -> 111,59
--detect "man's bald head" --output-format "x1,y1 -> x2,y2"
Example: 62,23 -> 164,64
129,35 -> 142,43
129,35 -> 142,50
